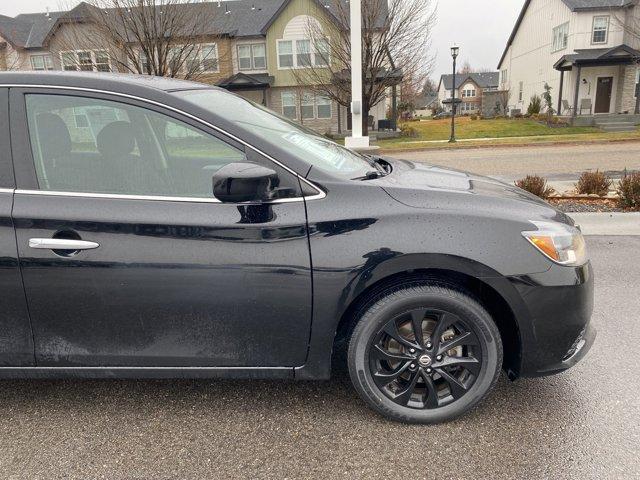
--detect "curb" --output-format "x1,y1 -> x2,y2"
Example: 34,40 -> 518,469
568,212 -> 640,236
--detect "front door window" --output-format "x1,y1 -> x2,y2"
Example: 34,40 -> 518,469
25,94 -> 247,198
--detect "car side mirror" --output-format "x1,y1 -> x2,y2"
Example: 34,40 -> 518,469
212,162 -> 279,203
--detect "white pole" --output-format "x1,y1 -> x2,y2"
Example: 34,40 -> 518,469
345,0 -> 370,149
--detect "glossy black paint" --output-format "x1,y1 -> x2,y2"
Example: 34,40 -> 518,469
0,88 -> 35,366
0,72 -> 595,380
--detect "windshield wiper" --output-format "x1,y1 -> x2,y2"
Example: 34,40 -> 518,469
353,170 -> 385,181
365,155 -> 392,176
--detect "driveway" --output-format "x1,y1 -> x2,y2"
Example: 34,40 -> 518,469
389,141 -> 640,181
0,237 -> 638,479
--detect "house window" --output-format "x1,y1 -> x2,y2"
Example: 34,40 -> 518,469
282,91 -> 297,119
60,51 -> 111,72
138,51 -> 151,74
592,16 -> 609,44
296,40 -> 312,67
238,43 -> 266,71
252,44 -> 266,69
200,44 -> 219,72
94,50 -> 110,72
30,54 -> 54,71
77,51 -> 93,71
462,88 -> 476,98
238,45 -> 252,70
317,95 -> 332,119
314,39 -> 330,67
278,41 -> 294,68
552,22 -> 569,52
501,69 -> 508,84
183,44 -> 219,73
301,93 -> 315,119
518,81 -> 524,102
74,113 -> 89,128
278,38 -> 330,69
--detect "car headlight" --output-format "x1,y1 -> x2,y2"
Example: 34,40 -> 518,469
522,221 -> 588,266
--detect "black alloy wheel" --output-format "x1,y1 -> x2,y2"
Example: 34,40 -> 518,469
370,308 -> 482,409
348,284 -> 502,424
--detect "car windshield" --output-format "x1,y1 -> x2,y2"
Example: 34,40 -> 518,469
174,89 -> 375,179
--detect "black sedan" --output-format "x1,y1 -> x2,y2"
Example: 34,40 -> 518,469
0,72 -> 594,423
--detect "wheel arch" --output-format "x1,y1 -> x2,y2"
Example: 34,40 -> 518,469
331,255 -> 524,379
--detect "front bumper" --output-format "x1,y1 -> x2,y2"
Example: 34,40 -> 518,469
505,261 -> 595,377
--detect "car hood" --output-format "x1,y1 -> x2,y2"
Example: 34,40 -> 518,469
377,158 -> 572,225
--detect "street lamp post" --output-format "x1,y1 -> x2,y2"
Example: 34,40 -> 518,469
449,45 -> 459,143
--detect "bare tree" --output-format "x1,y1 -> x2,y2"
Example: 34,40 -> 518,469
422,77 -> 438,95
292,0 -> 436,136
51,0 -> 226,80
458,60 -> 474,75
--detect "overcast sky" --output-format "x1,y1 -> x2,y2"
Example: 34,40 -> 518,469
0,0 -> 525,79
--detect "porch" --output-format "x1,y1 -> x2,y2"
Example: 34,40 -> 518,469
554,44 -> 640,124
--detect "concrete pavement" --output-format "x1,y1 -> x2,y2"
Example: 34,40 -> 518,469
391,141 -> 640,178
0,237 -> 638,479
570,212 -> 640,236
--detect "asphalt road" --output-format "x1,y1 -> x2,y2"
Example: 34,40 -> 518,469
392,141 -> 640,180
0,237 -> 638,479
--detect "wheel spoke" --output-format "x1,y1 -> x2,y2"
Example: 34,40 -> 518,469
436,367 -> 468,399
392,369 -> 421,406
382,320 -> 420,350
430,312 -> 458,349
373,360 -> 411,387
421,371 -> 440,408
439,356 -> 481,376
410,309 -> 426,347
437,331 -> 479,355
371,344 -> 414,363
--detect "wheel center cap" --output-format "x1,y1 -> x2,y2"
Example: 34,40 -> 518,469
418,355 -> 432,367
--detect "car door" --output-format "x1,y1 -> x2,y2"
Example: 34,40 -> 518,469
0,88 -> 35,367
9,87 -> 312,368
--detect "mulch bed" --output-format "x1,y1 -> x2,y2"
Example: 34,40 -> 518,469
548,198 -> 625,213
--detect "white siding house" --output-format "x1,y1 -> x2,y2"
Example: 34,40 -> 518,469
498,0 -> 640,122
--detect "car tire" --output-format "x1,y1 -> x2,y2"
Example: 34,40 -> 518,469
348,283 -> 502,424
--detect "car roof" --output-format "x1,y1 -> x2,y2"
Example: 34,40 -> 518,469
0,71 -> 217,93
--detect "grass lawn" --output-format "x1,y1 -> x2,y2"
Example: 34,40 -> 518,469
375,117 -> 640,151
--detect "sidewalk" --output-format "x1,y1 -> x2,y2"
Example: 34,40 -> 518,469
568,212 -> 640,236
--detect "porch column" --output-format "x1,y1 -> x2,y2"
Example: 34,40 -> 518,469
572,65 -> 582,118
557,70 -> 564,114
262,88 -> 267,106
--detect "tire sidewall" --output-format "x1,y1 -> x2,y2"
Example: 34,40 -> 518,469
348,286 -> 501,424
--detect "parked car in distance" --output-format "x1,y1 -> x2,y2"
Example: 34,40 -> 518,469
0,72 -> 595,423
433,111 -> 453,120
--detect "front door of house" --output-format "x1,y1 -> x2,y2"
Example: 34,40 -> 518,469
595,77 -> 613,114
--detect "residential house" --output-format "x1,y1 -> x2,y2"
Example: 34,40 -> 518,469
436,72 -> 500,115
498,0 -> 640,124
0,0 -> 400,135
414,93 -> 438,117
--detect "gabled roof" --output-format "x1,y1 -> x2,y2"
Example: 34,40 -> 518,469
562,0 -> 634,10
415,94 -> 437,109
0,0 -> 290,49
217,72 -> 275,89
553,43 -> 640,69
497,0 -> 635,69
438,72 -> 500,90
0,0 -> 387,51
